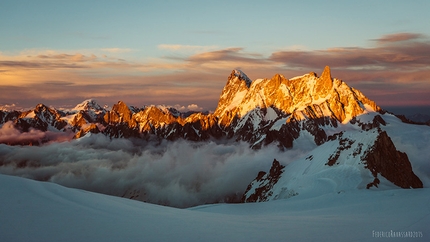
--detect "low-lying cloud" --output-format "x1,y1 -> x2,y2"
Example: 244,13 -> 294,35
0,121 -> 74,145
0,121 -> 46,144
0,134 -> 310,208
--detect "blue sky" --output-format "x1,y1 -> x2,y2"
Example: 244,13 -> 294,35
1,0 -> 430,112
3,1 -> 427,53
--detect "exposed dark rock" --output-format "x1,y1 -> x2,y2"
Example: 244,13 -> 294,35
326,133 -> 355,166
103,123 -> 140,138
366,177 -> 380,189
350,114 -> 386,131
363,131 -> 423,189
242,159 -> 285,203
0,110 -> 20,124
74,124 -> 101,139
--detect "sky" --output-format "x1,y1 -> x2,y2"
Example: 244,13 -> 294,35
1,0 -> 430,114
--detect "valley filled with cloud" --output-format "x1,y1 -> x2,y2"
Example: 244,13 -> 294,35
0,132 -> 314,208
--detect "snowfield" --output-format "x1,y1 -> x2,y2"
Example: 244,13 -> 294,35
0,174 -> 428,242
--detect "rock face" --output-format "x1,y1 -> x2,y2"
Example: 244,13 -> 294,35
242,159 -> 287,202
104,101 -> 137,127
363,131 -> 423,189
0,110 -> 20,124
73,123 -> 101,139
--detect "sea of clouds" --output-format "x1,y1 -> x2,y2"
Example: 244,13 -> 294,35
0,124 -> 313,208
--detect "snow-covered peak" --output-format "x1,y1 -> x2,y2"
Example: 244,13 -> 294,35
73,99 -> 104,112
154,105 -> 181,117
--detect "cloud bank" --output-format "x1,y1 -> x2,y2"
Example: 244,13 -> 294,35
0,134 -> 311,208
0,121 -> 46,144
1,32 -> 429,109
0,121 -> 73,144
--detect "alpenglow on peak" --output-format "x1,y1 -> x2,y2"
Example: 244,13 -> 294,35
215,66 -> 379,127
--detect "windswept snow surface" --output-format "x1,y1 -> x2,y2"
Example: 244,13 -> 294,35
0,174 -> 428,242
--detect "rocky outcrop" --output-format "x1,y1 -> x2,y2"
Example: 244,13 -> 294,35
0,110 -> 20,123
350,114 -> 386,131
363,131 -> 423,189
73,123 -> 100,139
71,111 -> 94,129
325,132 -> 355,166
104,101 -> 136,127
242,159 -> 286,203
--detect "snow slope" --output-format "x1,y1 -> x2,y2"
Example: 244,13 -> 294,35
243,111 -> 430,203
1,174 -> 428,242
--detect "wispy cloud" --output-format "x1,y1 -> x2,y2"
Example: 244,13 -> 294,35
100,48 -> 134,53
188,47 -> 256,62
269,42 -> 430,70
36,53 -> 97,62
371,33 -> 425,43
172,103 -> 204,112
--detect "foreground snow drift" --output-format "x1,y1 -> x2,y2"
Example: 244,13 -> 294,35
1,174 -> 428,242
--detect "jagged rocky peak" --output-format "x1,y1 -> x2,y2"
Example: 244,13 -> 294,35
30,103 -> 63,119
35,103 -> 48,111
214,70 -> 253,122
30,103 -> 61,117
134,105 -> 178,128
320,65 -> 332,82
215,66 -> 381,125
270,73 -> 286,84
104,101 -> 136,126
230,69 -> 252,87
111,101 -> 134,117
312,65 -> 333,99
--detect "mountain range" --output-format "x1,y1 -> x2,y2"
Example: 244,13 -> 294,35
0,66 -> 428,205
0,66 -> 382,145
